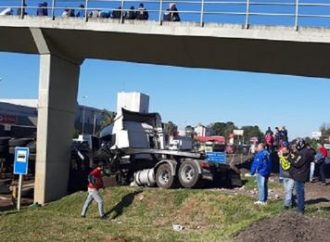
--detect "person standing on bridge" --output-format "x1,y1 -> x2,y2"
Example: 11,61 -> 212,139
136,3 -> 148,20
251,143 -> 272,205
76,4 -> 85,18
81,162 -> 106,219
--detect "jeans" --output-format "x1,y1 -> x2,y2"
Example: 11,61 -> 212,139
310,162 -> 315,181
294,181 -> 305,214
318,160 -> 326,183
81,189 -> 105,217
282,177 -> 295,207
256,173 -> 268,202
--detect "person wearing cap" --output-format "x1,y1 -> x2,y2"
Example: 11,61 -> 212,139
289,138 -> 314,214
81,163 -> 106,218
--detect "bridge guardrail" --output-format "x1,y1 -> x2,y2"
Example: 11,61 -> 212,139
1,0 -> 330,29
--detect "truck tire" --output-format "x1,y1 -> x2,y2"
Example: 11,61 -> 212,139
155,163 -> 176,189
178,159 -> 201,188
9,138 -> 34,147
228,170 -> 243,187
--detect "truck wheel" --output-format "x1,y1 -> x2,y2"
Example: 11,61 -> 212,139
155,163 -> 175,189
178,159 -> 201,188
228,170 -> 243,187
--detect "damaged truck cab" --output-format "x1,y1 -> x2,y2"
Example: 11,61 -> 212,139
98,108 -> 241,189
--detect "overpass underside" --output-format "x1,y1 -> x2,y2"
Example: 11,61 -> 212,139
1,16 -> 330,203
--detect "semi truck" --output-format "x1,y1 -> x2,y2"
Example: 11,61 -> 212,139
95,108 -> 242,188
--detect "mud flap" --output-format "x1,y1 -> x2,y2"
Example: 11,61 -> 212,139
228,164 -> 243,187
229,171 -> 243,187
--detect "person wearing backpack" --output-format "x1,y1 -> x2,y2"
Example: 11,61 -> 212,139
278,146 -> 295,209
81,162 -> 106,219
251,143 -> 272,205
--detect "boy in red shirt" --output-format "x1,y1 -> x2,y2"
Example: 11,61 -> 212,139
81,163 -> 106,218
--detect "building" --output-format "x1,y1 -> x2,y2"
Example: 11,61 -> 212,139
0,99 -> 108,136
194,123 -> 212,137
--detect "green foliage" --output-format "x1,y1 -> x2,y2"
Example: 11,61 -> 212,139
241,125 -> 264,142
164,121 -> 178,137
99,109 -> 116,129
0,187 -> 289,242
185,125 -> 195,138
211,122 -> 237,138
320,123 -> 330,142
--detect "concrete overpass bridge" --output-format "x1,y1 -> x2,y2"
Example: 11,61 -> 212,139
1,0 -> 330,204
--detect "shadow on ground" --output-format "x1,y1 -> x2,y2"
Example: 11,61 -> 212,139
105,190 -> 142,219
306,197 -> 330,205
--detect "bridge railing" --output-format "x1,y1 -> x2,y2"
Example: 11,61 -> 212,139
1,0 -> 330,29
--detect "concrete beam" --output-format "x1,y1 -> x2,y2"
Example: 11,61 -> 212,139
1,18 -> 330,77
34,53 -> 80,204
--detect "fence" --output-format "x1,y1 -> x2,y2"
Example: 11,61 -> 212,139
1,0 -> 330,29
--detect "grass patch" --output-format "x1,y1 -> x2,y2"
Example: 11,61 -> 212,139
0,186 -> 308,242
242,176 -> 282,191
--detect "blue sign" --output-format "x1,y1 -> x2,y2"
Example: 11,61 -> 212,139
14,147 -> 29,175
206,152 -> 227,164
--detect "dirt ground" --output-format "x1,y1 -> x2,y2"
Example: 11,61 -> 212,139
234,211 -> 330,242
234,178 -> 330,242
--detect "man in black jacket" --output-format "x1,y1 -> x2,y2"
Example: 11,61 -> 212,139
289,139 -> 314,214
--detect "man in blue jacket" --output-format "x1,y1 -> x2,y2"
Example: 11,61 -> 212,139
251,143 -> 272,205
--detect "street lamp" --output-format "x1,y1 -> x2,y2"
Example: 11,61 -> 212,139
81,96 -> 87,134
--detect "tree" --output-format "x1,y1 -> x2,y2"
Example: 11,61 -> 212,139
185,125 -> 195,138
211,122 -> 237,138
164,121 -> 178,137
320,123 -> 330,137
241,125 -> 264,143
97,110 -> 116,134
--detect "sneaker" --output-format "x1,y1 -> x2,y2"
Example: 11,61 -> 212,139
254,201 -> 267,205
100,215 -> 107,219
81,215 -> 86,218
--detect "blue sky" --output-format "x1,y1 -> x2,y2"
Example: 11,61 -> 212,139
1,52 -> 330,139
1,1 -> 330,139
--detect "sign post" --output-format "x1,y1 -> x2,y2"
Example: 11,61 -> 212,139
13,147 -> 29,211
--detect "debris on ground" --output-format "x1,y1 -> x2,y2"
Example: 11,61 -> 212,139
172,224 -> 184,231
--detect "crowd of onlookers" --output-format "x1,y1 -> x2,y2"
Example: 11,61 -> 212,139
250,125 -> 329,215
264,126 -> 289,152
0,1 -> 181,22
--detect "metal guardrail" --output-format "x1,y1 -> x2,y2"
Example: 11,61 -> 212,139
1,0 -> 330,29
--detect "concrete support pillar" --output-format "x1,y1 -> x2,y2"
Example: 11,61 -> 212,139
34,54 -> 80,204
